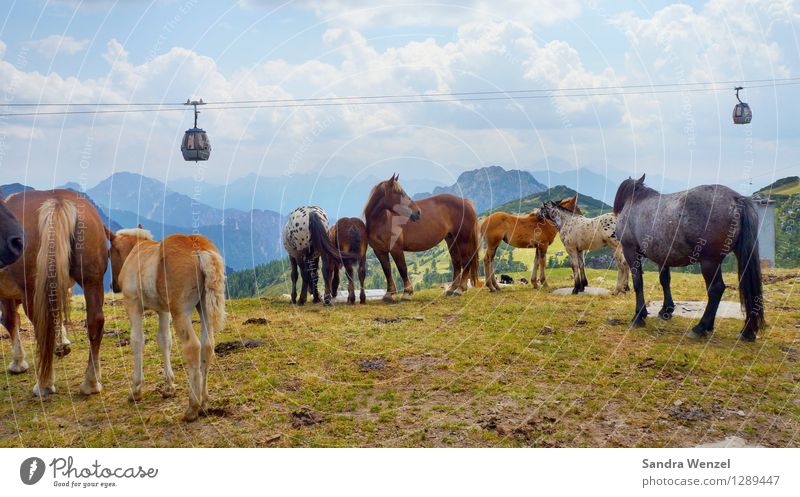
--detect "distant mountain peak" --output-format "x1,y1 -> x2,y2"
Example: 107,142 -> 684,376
414,165 -> 546,212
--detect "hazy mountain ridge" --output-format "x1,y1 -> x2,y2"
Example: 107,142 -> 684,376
486,185 -> 611,218
413,165 -> 547,213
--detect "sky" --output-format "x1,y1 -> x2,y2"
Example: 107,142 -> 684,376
1,0 -> 799,194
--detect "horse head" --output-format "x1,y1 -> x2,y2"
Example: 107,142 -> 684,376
613,173 -> 648,215
365,174 -> 422,222
0,196 -> 24,268
107,225 -> 153,293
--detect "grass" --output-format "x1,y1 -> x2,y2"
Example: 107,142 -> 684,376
1,267 -> 799,447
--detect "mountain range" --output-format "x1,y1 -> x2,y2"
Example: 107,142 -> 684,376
413,165 -> 547,213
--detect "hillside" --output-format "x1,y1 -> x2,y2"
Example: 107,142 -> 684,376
755,176 -> 800,196
486,185 -> 611,217
414,165 -> 546,213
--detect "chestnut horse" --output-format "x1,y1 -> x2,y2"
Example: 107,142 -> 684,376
0,189 -> 108,396
614,175 -> 764,340
480,209 -> 558,291
109,228 -> 226,422
0,196 -> 24,267
365,175 -> 480,302
323,217 -> 368,305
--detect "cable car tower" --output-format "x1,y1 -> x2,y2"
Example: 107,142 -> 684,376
181,99 -> 211,161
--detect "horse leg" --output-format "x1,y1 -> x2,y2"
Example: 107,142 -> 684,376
391,249 -> 413,300
613,244 -> 630,293
290,256 -> 299,305
688,261 -> 725,339
566,247 -> 581,294
332,263 -> 341,301
579,251 -> 589,290
625,247 -> 647,328
174,310 -> 202,422
538,246 -> 548,288
310,256 -> 321,304
484,242 -> 500,292
298,257 -> 309,306
79,281 -> 105,395
358,256 -> 367,304
446,245 -> 464,296
3,299 -> 27,374
156,311 -> 175,398
375,250 -> 397,303
658,267 -> 676,320
196,302 -> 214,408
322,255 -> 333,306
126,299 -> 145,402
54,322 -> 71,358
345,263 -> 356,305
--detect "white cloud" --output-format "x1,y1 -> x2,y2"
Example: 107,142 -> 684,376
26,35 -> 89,57
241,0 -> 582,28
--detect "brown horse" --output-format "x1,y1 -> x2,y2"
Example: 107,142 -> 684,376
323,217 -> 368,305
0,195 -> 24,267
0,189 -> 108,396
480,209 -> 558,291
365,174 -> 480,302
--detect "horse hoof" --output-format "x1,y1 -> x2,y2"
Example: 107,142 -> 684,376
7,361 -> 29,374
659,311 -> 673,320
161,387 -> 176,399
738,332 -> 757,342
323,299 -> 332,307
183,407 -> 200,422
80,381 -> 103,395
446,289 -> 463,297
128,390 -> 143,403
401,293 -> 413,302
629,318 -> 646,329
32,383 -> 56,397
54,343 -> 71,358
687,327 -> 708,339
382,294 -> 396,304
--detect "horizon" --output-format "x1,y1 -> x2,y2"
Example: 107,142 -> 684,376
1,1 -> 799,194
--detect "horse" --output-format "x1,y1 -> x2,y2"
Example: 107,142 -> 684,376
541,195 -> 630,295
0,195 -> 24,267
364,174 -> 480,302
282,206 -> 356,306
108,227 -> 226,421
613,175 -> 765,341
323,217 -> 368,305
500,274 -> 514,285
480,209 -> 558,291
0,189 -> 108,396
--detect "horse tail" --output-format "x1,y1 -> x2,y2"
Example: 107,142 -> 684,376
347,225 -> 361,257
734,198 -> 765,334
33,198 -> 77,387
197,249 -> 227,336
466,202 -> 481,287
309,211 -> 358,263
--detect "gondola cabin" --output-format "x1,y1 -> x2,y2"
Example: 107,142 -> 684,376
732,87 -> 752,125
181,99 -> 211,162
181,127 -> 211,161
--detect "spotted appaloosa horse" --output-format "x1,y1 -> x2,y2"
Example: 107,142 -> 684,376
323,217 -> 368,305
108,228 -> 227,422
541,195 -> 630,295
0,195 -> 23,267
0,189 -> 108,396
613,175 -> 765,341
283,206 -> 356,306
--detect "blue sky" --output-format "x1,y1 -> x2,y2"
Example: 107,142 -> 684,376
1,0 -> 798,194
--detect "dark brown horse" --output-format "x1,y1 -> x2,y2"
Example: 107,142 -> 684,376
0,195 -> 24,267
614,175 -> 765,341
365,174 -> 480,302
0,190 -> 108,395
323,217 -> 368,305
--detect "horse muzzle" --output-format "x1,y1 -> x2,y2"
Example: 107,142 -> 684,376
0,234 -> 23,267
410,211 -> 421,222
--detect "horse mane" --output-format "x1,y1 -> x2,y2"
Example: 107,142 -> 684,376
613,176 -> 658,214
116,227 -> 153,240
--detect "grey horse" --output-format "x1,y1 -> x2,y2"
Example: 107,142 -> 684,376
613,174 -> 765,341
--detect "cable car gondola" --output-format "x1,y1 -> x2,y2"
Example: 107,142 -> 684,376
181,99 -> 211,161
732,86 -> 752,124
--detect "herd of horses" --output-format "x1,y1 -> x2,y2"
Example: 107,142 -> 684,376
0,173 -> 766,421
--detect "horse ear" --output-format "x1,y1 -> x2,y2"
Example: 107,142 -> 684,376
636,174 -> 646,185
104,226 -> 115,241
137,223 -> 143,229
